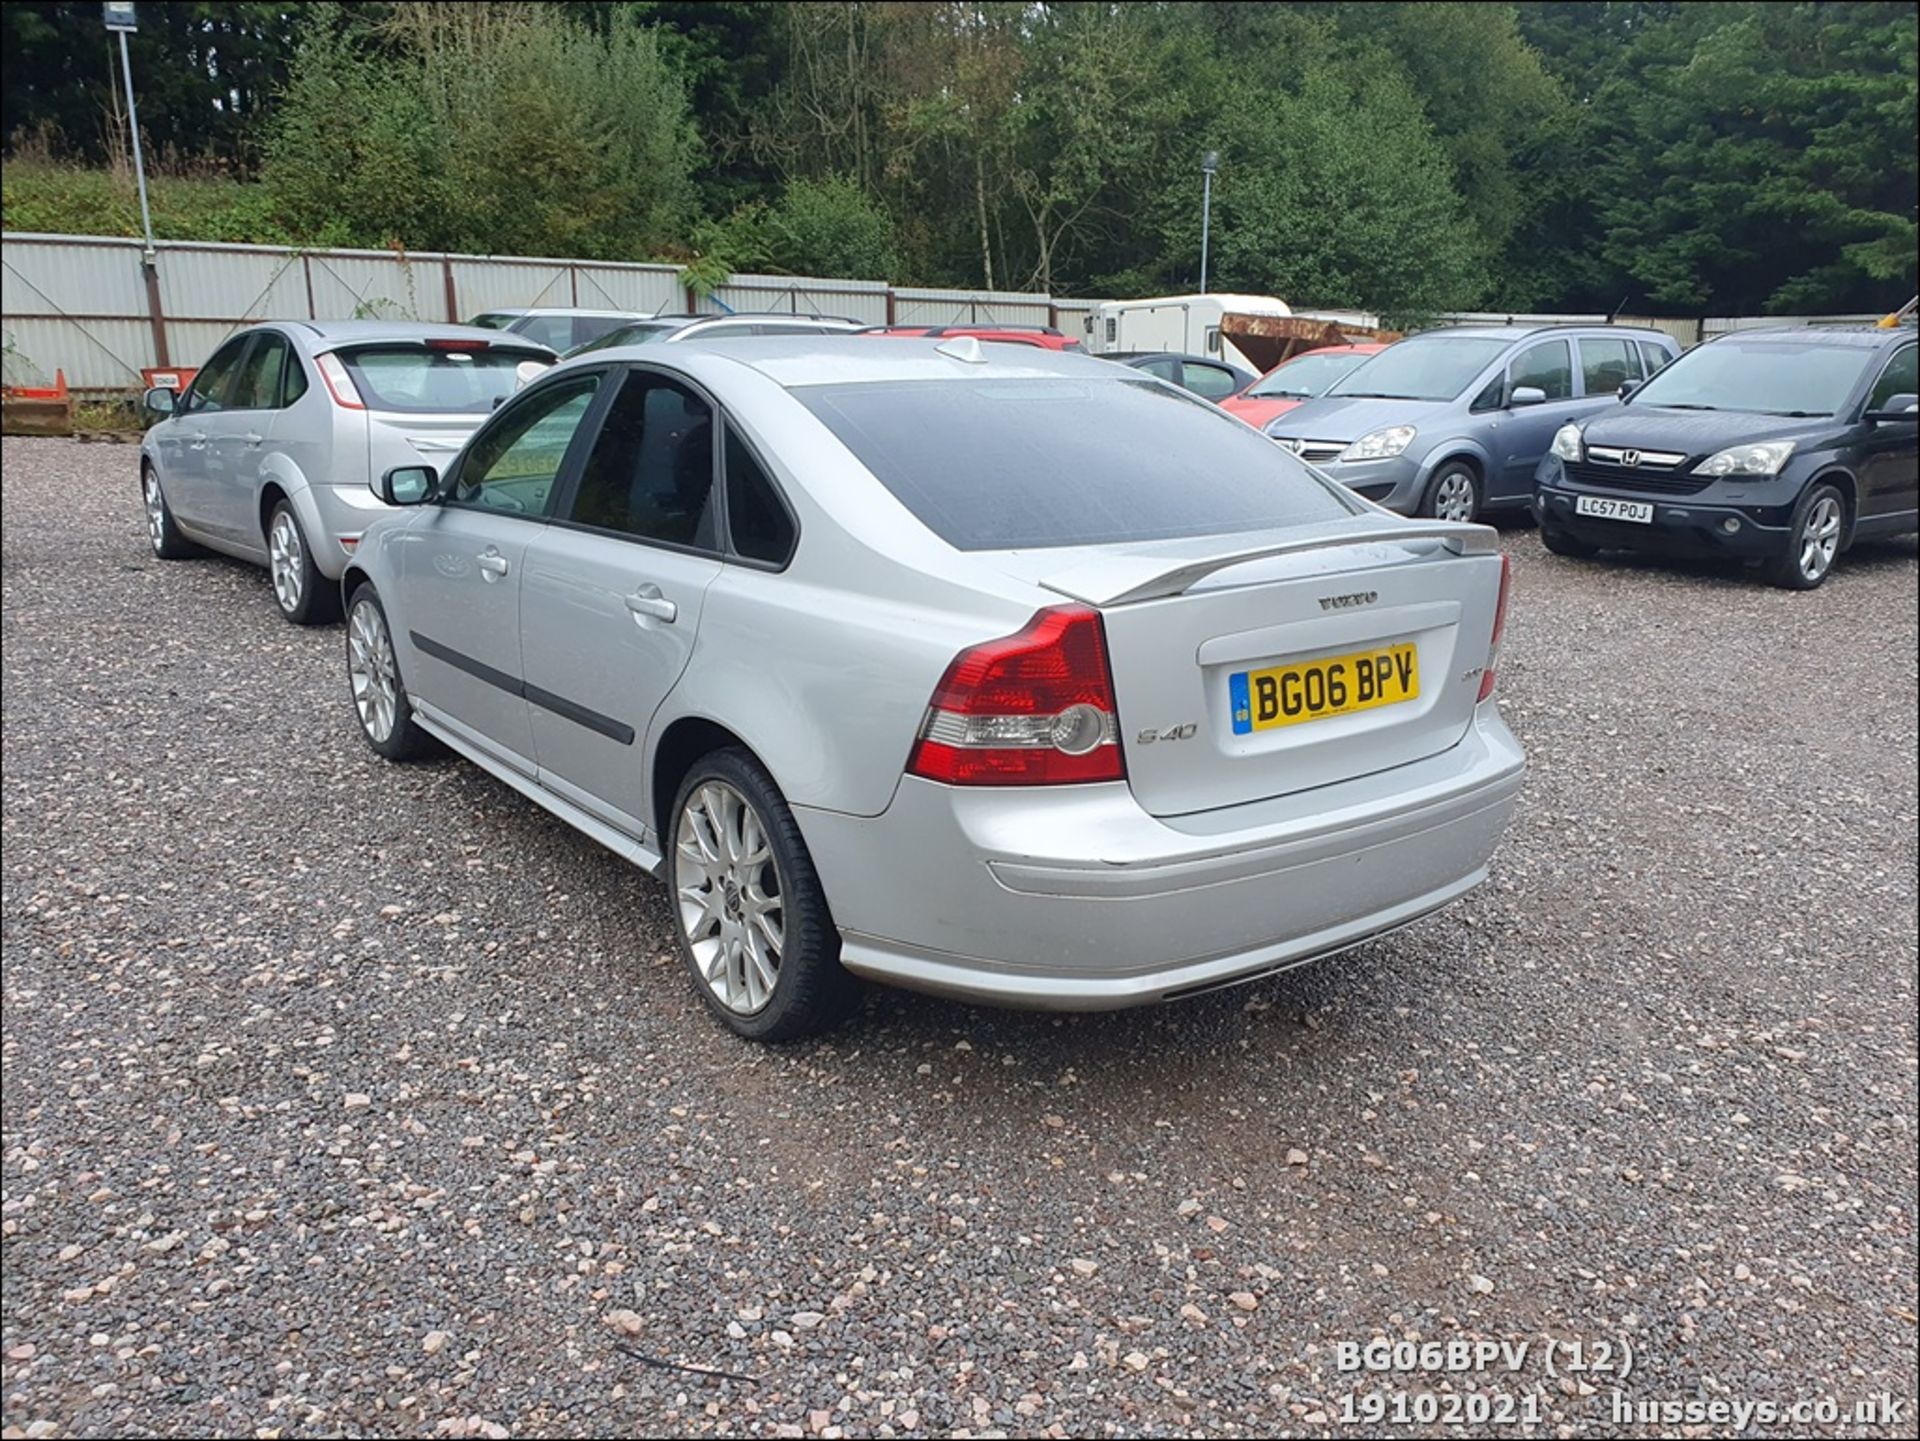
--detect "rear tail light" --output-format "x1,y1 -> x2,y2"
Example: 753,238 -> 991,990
907,606 -> 1125,785
315,352 -> 366,410
1477,553 -> 1512,702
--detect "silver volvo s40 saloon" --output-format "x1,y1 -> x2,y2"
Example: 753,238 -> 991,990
338,337 -> 1525,1040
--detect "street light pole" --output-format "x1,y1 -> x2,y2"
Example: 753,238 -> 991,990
1199,151 -> 1218,294
114,25 -> 155,257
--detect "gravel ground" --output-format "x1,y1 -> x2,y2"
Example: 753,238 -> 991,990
2,436 -> 1915,1440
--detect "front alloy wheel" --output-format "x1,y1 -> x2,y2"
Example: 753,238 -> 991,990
1421,463 -> 1481,524
1765,483 -> 1846,590
676,781 -> 786,1016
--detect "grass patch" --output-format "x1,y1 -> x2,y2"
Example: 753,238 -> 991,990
1,161 -> 294,245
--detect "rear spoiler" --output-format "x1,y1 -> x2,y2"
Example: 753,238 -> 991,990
1039,519 -> 1498,607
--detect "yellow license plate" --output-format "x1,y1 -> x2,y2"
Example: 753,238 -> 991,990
1231,643 -> 1419,734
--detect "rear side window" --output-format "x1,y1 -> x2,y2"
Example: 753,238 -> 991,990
230,331 -> 291,410
565,373 -> 718,550
1636,340 -> 1671,377
1184,362 -> 1242,401
513,315 -> 575,352
1578,337 -> 1637,396
467,313 -> 513,330
795,377 -> 1359,551
337,345 -> 541,414
725,425 -> 796,564
571,315 -> 632,349
1509,339 -> 1572,400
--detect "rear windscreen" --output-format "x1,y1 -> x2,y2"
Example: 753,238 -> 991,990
337,346 -> 540,414
795,377 -> 1360,550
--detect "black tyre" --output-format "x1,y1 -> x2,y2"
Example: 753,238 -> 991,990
666,747 -> 857,1042
267,498 -> 339,625
1419,461 -> 1482,523
1540,523 -> 1598,559
345,583 -> 434,761
1763,482 -> 1847,591
141,464 -> 197,559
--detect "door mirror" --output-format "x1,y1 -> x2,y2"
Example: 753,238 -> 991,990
514,359 -> 552,390
1617,379 -> 1639,400
142,386 -> 178,417
376,464 -> 439,506
1509,385 -> 1547,408
1865,392 -> 1918,423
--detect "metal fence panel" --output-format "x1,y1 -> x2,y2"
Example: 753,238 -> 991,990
2,234 -> 149,318
712,274 -> 890,325
569,263 -> 684,316
1701,313 -> 1881,339
159,245 -> 310,322
1615,315 -> 1702,347
450,258 -> 576,317
891,287 -> 1053,326
2,315 -> 152,388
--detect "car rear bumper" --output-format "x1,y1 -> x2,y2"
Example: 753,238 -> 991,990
305,483 -> 396,577
1534,483 -> 1793,558
794,707 -> 1525,1009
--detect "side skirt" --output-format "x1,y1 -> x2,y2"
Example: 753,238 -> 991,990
410,701 -> 664,877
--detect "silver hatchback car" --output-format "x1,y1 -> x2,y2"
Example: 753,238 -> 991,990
339,338 -> 1525,1040
139,322 -> 555,623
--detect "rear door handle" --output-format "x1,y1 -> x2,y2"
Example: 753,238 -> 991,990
476,549 -> 510,580
243,432 -> 264,448
624,584 -> 677,623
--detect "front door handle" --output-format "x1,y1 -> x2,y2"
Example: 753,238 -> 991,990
243,432 -> 264,448
476,549 -> 510,581
188,432 -> 209,449
624,584 -> 678,623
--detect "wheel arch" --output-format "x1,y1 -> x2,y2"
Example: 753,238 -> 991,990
651,715 -> 766,847
1804,467 -> 1859,544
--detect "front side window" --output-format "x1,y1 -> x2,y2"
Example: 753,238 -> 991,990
183,336 -> 251,414
1184,362 -> 1242,401
1509,339 -> 1572,401
564,372 -> 717,549
1578,337 -> 1637,396
1134,356 -> 1180,382
725,425 -> 795,565
796,376 -> 1359,551
230,331 -> 290,410
449,374 -> 601,518
1633,338 -> 1878,417
1866,344 -> 1917,410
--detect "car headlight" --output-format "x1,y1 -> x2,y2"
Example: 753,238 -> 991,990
1695,440 -> 1795,477
1550,422 -> 1583,461
1338,425 -> 1416,462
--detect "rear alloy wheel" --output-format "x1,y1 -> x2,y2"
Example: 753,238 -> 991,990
267,500 -> 338,625
142,466 -> 196,559
1764,483 -> 1845,590
668,749 -> 856,1042
1420,462 -> 1481,524
345,584 -> 432,760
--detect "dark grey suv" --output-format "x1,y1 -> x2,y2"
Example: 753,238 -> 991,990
1534,326 -> 1917,588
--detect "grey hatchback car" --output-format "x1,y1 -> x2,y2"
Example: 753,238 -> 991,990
1265,325 -> 1681,522
140,322 -> 555,623
338,338 -> 1524,1041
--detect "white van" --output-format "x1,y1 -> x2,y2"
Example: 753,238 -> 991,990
1090,294 -> 1295,374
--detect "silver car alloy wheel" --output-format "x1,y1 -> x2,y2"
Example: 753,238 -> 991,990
269,510 -> 305,613
1798,494 -> 1842,582
142,472 -> 167,552
347,600 -> 400,743
1432,472 -> 1476,524
676,781 -> 786,1016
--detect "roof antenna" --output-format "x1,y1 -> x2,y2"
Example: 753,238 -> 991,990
935,335 -> 987,364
